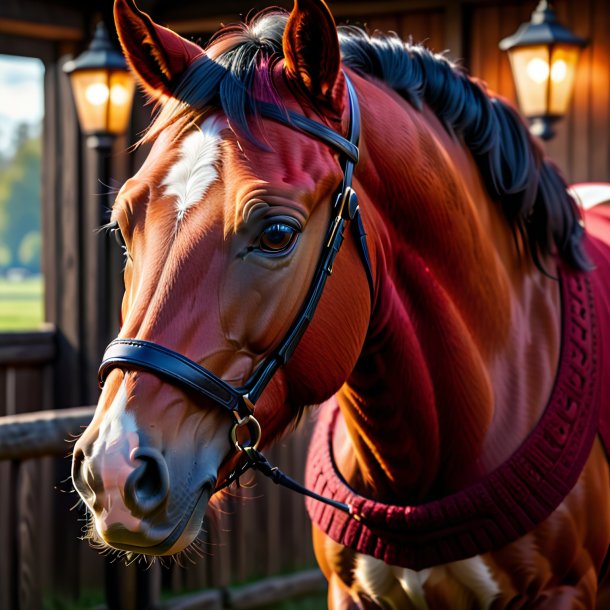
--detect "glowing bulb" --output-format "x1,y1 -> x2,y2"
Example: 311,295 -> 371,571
526,58 -> 550,83
110,84 -> 129,106
85,83 -> 109,106
551,59 -> 568,82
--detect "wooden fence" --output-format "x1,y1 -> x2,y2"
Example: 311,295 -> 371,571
0,329 -> 322,610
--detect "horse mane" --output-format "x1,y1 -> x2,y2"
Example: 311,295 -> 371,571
146,8 -> 588,270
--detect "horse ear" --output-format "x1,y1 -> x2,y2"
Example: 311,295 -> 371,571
283,0 -> 342,104
114,0 -> 204,99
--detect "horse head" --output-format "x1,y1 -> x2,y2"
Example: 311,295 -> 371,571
71,0 -> 371,555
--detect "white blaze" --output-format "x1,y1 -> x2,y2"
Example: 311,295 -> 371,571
162,117 -> 224,221
90,378 -> 137,459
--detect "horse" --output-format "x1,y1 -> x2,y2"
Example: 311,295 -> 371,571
71,0 -> 610,607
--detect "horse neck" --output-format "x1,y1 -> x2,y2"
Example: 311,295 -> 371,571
335,79 -> 561,504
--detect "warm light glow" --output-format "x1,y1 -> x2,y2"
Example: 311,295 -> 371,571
507,44 -> 582,119
526,58 -> 550,83
498,2 -> 588,139
551,59 -> 568,82
110,83 -> 130,106
85,82 -> 110,106
68,69 -> 135,135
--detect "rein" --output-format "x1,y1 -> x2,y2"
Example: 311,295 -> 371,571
98,74 -> 370,516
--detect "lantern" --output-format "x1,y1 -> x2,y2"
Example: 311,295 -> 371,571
499,1 -> 587,140
64,22 -> 135,146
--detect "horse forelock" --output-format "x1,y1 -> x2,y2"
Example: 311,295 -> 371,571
143,9 -> 289,145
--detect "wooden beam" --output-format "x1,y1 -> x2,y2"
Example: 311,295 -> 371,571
168,16 -> 244,34
444,1 -> 464,60
0,18 -> 82,41
0,406 -> 95,460
332,0 -> 447,17
0,326 -> 56,365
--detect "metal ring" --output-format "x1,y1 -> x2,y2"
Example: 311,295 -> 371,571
230,414 -> 262,452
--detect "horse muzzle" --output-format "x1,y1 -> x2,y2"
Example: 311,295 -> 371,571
72,438 -> 217,555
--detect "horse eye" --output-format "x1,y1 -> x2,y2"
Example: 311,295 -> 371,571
258,223 -> 299,254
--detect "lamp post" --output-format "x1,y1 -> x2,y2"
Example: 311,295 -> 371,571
499,0 -> 587,140
63,21 -> 135,402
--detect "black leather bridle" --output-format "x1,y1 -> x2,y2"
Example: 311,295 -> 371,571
98,74 -> 372,508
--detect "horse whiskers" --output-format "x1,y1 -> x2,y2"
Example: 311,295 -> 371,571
77,507 -> 212,566
69,497 -> 85,511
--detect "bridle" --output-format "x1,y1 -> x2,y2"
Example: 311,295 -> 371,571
98,74 -> 372,512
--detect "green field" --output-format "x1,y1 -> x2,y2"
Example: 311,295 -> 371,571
0,276 -> 44,331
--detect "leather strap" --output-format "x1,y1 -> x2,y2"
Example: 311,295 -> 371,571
256,103 -> 359,164
99,339 -> 252,418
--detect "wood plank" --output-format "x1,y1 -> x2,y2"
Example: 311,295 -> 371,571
17,459 -> 43,610
37,457 -> 54,594
52,454 -> 87,601
0,18 -> 81,41
54,54 -> 86,408
207,500 -> 232,588
0,406 -> 95,461
444,2 -> 463,60
0,0 -> 83,30
42,58 -> 60,336
227,568 -> 326,610
0,328 -> 55,365
497,3 -> 522,107
569,0 -> 592,183
0,33 -> 56,58
477,3 -> 501,93
11,367 -> 45,414
0,461 -> 16,610
364,14 -> 401,34
591,0 -> 610,181
293,420 -> 315,568
465,4 -> 482,79
0,369 -> 7,417
398,10 -> 445,52
545,0 -> 571,174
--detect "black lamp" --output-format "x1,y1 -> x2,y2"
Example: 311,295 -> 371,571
64,22 -> 135,149
499,1 -> 587,140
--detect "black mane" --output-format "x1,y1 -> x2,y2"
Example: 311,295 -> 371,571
338,27 -> 588,270
158,10 -> 587,270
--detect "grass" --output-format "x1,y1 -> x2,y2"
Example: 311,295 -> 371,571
0,276 -> 44,331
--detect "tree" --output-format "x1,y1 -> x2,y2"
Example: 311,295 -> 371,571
18,231 -> 41,272
0,125 -> 41,273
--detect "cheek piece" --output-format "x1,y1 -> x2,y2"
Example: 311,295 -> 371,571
97,73 -> 373,519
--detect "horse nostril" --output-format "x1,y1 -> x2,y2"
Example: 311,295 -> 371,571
124,447 -> 170,516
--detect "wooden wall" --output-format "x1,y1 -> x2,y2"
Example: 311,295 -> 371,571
0,330 -> 58,610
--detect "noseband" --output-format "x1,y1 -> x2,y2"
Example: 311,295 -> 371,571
98,74 -> 372,507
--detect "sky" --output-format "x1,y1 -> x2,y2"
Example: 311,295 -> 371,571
0,54 -> 45,155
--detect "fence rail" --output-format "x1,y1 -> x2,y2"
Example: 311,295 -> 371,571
0,406 -> 94,460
